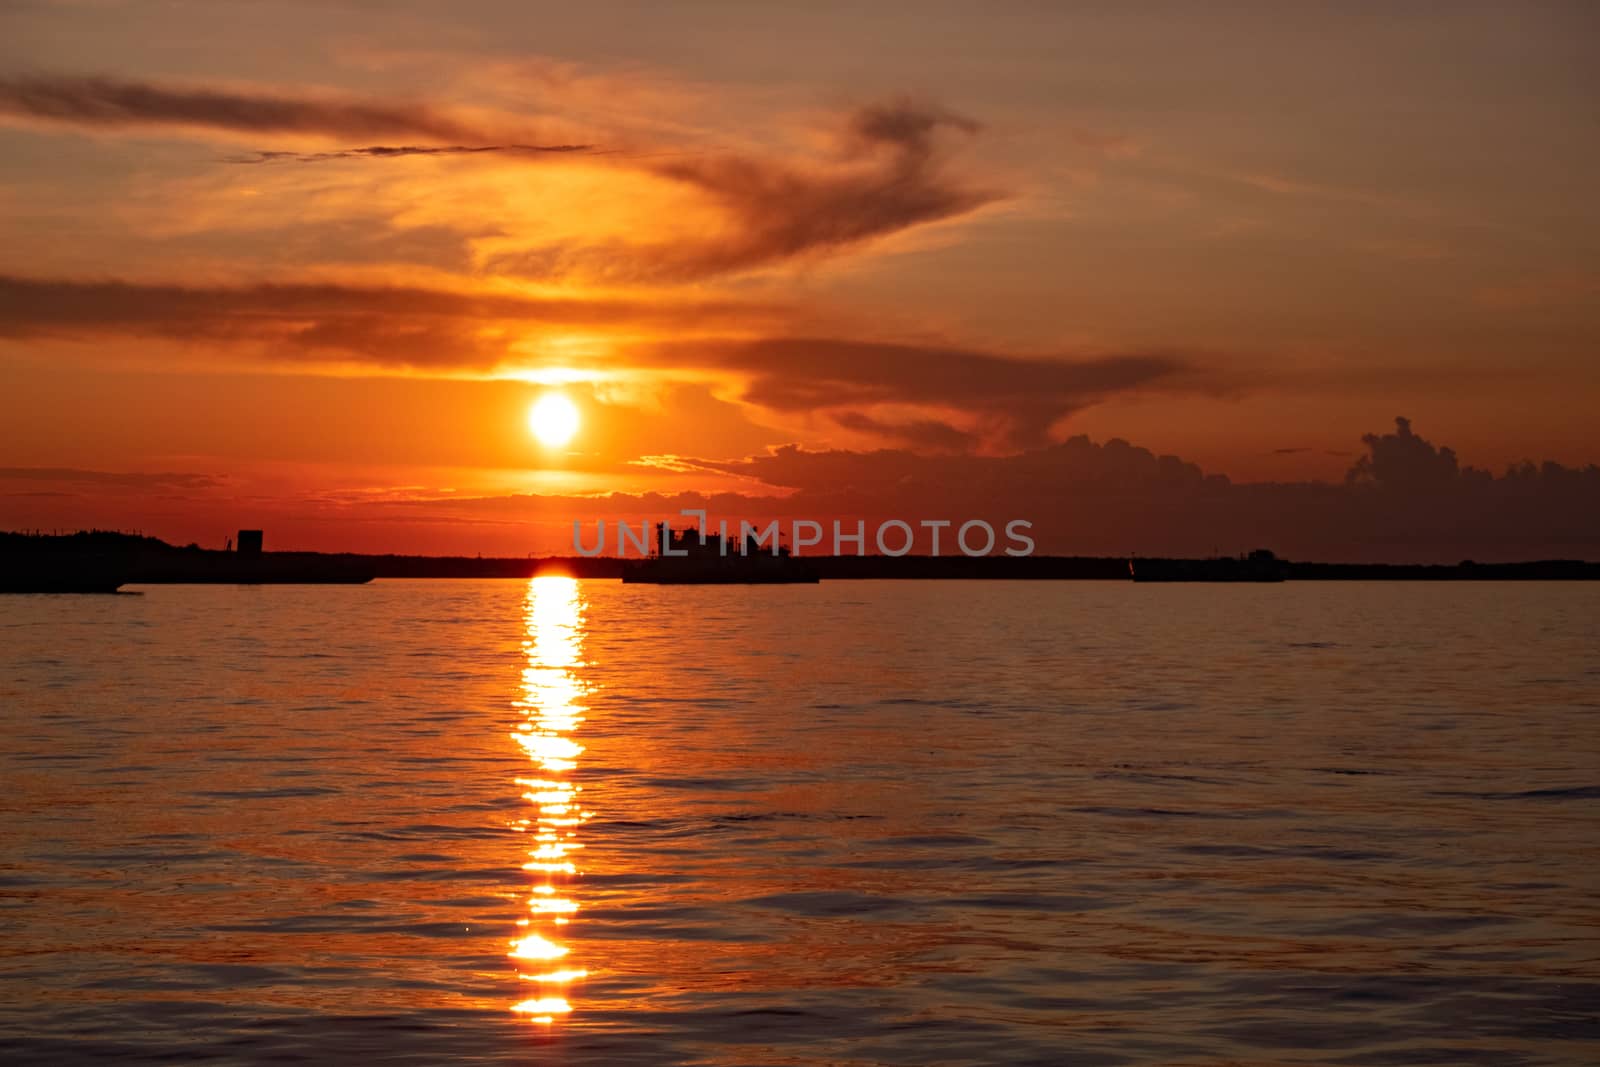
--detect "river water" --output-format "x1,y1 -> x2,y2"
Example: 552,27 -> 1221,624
1,579 -> 1596,1064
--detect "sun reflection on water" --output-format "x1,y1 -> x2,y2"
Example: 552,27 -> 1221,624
508,576 -> 591,1024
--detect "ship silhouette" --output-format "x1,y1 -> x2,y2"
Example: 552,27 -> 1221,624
1129,548 -> 1287,582
622,524 -> 819,584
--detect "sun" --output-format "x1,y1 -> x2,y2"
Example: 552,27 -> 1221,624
528,392 -> 580,448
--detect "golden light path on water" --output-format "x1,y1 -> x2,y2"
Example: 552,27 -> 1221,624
508,576 -> 591,1024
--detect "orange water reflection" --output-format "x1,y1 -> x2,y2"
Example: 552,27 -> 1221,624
508,576 -> 591,1023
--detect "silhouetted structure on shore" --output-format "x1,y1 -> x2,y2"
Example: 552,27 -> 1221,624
622,524 -> 818,584
1130,548 -> 1288,582
0,531 -> 131,593
4,530 -> 1598,592
0,530 -> 373,592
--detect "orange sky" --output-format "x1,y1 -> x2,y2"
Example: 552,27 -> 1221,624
1,3 -> 1596,560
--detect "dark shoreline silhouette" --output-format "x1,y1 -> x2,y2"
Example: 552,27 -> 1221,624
1,531 -> 373,592
4,531 -> 1598,591
377,554 -> 1598,581
1129,549 -> 1288,582
621,524 -> 819,583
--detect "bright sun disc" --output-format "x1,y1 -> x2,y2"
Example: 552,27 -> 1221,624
528,393 -> 580,448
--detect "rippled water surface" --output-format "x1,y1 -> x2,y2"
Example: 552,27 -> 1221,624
2,579 -> 1597,1065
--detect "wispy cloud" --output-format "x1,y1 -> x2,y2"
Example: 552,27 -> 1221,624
487,99 -> 1002,282
0,73 -> 531,143
0,467 -> 220,490
0,273 -> 785,369
223,143 -> 594,164
0,271 -> 1192,444
5,76 -> 1002,282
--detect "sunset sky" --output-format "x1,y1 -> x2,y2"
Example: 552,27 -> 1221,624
2,2 -> 1596,559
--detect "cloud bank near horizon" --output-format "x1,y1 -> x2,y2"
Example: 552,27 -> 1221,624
5,419 -> 1595,563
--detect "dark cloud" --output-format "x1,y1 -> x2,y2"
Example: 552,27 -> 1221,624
1345,416 -> 1461,490
830,411 -> 975,452
6,421 -> 1592,563
847,99 -> 981,148
645,419 -> 1598,562
0,275 -> 1187,436
639,336 -> 1188,448
488,99 -> 1000,282
291,418 -> 1597,562
0,74 -> 503,142
0,274 -> 782,369
224,144 -> 593,164
673,435 -> 1217,500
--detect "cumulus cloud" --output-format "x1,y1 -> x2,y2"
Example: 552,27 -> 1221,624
1345,416 -> 1463,490
642,419 -> 1599,562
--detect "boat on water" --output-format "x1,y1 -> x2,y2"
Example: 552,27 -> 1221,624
623,524 -> 819,584
1129,548 -> 1287,583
